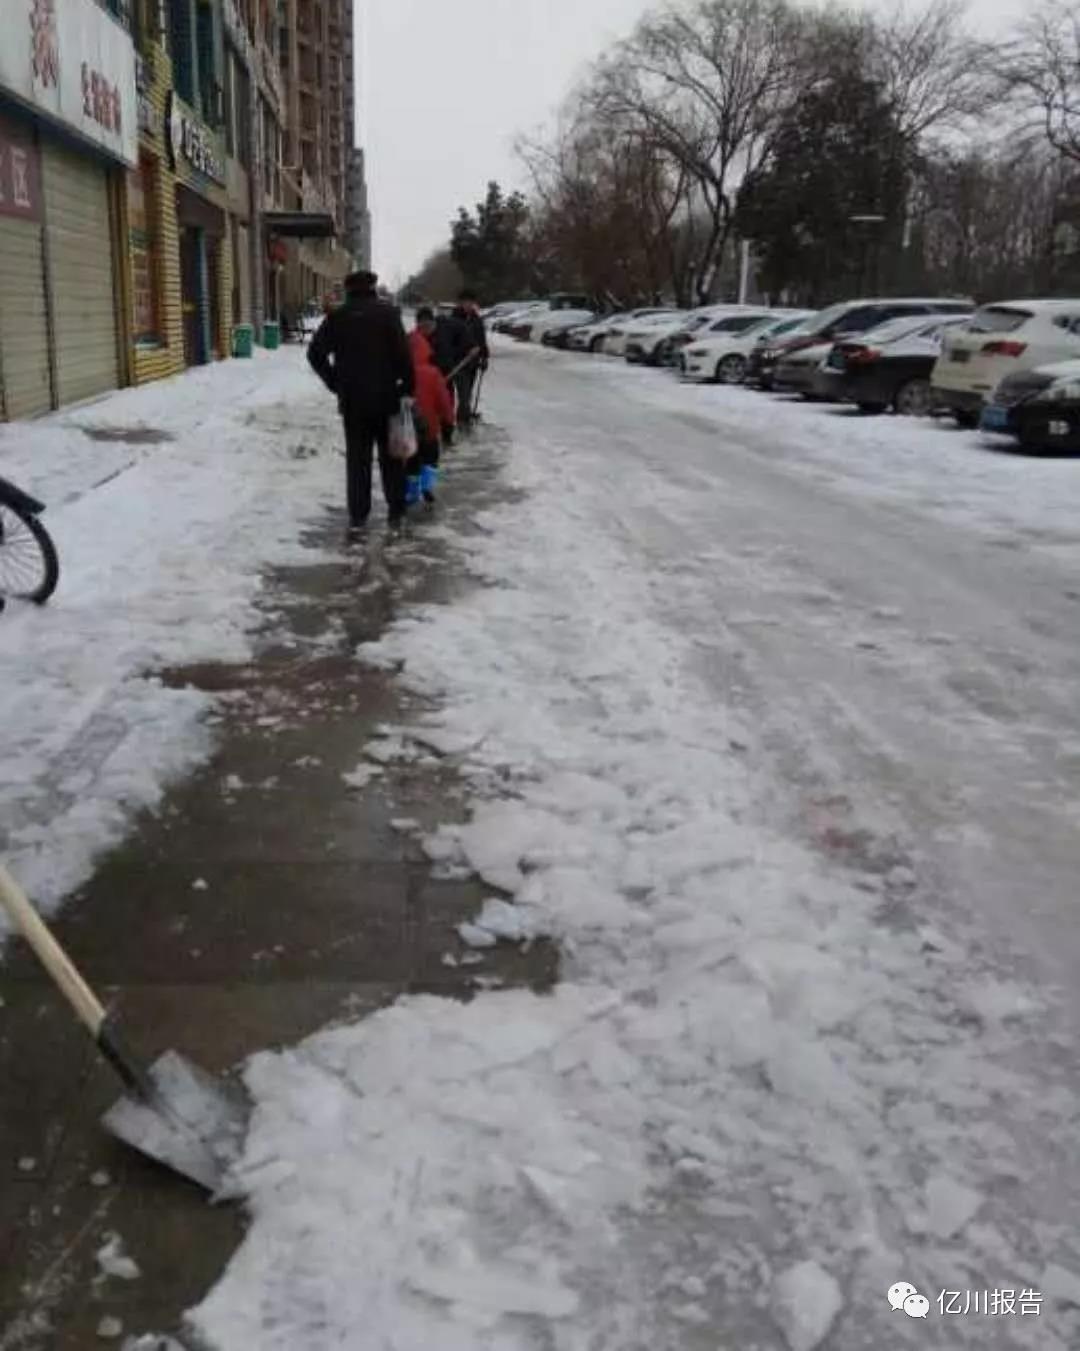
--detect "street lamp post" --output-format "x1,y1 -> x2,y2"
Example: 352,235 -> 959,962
849,214 -> 885,294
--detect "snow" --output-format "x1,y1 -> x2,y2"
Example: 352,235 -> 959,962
923,1174 -> 982,1239
772,1260 -> 844,1351
95,1233 -> 140,1282
0,350 -> 339,924
3,340 -> 1076,1344
189,343 -> 1080,1349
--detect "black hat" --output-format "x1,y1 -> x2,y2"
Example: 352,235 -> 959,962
345,269 -> 378,293
416,305 -> 435,321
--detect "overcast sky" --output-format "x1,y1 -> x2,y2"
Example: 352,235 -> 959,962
356,0 -> 1027,286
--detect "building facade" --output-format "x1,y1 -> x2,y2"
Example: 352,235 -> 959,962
346,146 -> 371,270
276,0 -> 354,312
0,0 -> 366,421
0,0 -> 137,419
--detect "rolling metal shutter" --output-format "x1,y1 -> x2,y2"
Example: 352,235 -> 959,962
42,140 -> 120,407
0,217 -> 51,420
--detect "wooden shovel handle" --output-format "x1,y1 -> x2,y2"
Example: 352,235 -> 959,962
0,864 -> 106,1037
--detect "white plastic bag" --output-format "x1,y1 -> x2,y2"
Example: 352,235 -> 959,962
387,398 -> 418,462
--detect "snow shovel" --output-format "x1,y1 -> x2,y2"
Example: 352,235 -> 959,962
0,864 -> 248,1193
470,366 -> 486,421
445,346 -> 482,384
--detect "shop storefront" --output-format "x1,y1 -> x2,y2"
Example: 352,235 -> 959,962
165,90 -> 232,367
0,0 -> 136,420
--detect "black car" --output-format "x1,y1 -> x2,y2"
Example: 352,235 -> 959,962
981,364 -> 1080,451
746,297 -> 972,391
1013,397 -> 1080,453
821,314 -> 972,414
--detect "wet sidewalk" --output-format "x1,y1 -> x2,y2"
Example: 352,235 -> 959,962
0,428 -> 555,1348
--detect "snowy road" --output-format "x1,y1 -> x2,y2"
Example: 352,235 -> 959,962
190,345 -> 1080,1350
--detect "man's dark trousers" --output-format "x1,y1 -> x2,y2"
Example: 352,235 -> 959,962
342,407 -> 407,523
456,366 -> 477,426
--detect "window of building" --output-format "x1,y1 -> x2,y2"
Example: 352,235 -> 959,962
168,0 -> 196,104
234,58 -> 252,168
129,156 -> 162,345
100,0 -> 135,29
223,48 -> 235,156
196,0 -> 221,127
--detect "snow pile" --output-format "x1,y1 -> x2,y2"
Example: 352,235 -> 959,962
0,350 -> 338,920
191,388 -> 1080,1348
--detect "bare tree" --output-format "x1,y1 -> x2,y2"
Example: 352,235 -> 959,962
586,0 -> 806,304
867,0 -> 994,145
998,1 -> 1080,164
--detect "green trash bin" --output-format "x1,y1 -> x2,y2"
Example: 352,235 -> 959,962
231,324 -> 254,358
262,321 -> 280,351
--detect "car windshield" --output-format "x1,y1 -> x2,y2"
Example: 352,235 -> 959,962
766,315 -> 816,338
708,314 -> 772,334
856,314 -> 946,346
969,305 -> 1034,333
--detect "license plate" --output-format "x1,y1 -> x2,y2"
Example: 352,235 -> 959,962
1049,419 -> 1070,437
980,404 -> 1009,431
951,348 -> 970,363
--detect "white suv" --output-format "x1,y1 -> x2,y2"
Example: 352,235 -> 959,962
931,300 -> 1080,427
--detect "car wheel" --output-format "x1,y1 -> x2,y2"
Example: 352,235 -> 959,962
954,409 -> 979,429
857,401 -> 888,415
716,354 -> 747,384
894,378 -> 932,417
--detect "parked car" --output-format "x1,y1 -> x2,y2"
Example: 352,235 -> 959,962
1005,360 -> 1080,453
657,309 -> 777,367
547,292 -> 592,311
816,313 -> 973,412
484,300 -> 535,323
539,311 -> 600,347
493,303 -> 550,334
529,308 -> 596,343
567,309 -> 671,352
931,299 -> 1080,427
623,307 -> 736,365
604,310 -> 685,357
681,312 -> 814,383
749,296 -> 973,392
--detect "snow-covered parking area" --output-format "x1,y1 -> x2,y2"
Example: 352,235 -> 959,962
0,349 -> 339,913
190,343 -> 1080,1349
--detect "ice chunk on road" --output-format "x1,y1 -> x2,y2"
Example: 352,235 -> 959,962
96,1233 -> 141,1281
925,1173 -> 982,1239
772,1261 -> 844,1351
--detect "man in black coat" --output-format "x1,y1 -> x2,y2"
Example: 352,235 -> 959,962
451,290 -> 489,429
308,270 -> 415,529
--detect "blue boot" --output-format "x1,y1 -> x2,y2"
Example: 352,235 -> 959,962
420,464 -> 439,502
405,474 -> 422,507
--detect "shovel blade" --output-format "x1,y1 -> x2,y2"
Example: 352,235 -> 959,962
101,1050 -> 249,1193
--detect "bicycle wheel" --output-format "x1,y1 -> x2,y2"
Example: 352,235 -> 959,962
0,501 -> 59,604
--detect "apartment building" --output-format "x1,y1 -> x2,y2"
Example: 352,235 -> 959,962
276,0 -> 354,310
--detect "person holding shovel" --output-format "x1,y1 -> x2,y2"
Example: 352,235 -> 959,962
451,290 -> 489,429
307,270 -> 415,532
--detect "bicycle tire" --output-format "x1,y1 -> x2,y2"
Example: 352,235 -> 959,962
0,503 -> 59,604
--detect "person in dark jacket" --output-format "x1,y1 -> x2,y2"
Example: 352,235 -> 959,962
308,270 -> 415,530
432,307 -> 470,377
451,290 -> 489,429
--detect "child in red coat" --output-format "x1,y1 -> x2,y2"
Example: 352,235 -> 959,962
407,309 -> 455,507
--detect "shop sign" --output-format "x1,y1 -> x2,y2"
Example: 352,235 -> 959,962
0,0 -> 137,165
0,110 -> 42,221
165,92 -> 225,185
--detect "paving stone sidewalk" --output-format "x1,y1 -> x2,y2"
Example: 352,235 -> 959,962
0,428 -> 555,1349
